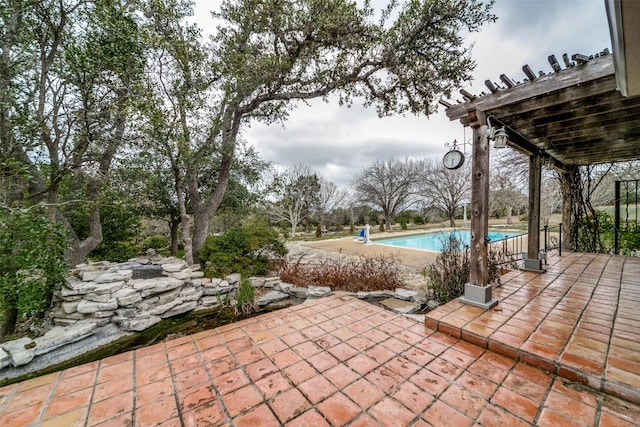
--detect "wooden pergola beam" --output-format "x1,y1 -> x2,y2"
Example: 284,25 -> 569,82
446,55 -> 614,121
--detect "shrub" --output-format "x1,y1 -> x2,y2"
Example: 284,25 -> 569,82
427,236 -> 469,304
0,209 -> 69,339
199,225 -> 287,277
94,241 -> 140,263
142,234 -> 169,251
427,236 -> 506,305
278,253 -> 403,292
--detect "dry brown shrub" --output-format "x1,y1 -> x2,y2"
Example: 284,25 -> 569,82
277,252 -> 403,293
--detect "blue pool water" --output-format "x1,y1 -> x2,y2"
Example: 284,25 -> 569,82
376,230 -> 522,252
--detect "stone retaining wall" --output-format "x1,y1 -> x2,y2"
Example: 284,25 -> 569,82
0,255 -> 430,373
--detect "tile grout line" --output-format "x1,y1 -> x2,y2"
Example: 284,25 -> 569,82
130,349 -> 137,427
84,358 -> 101,427
164,341 -> 186,427
36,371 -> 62,425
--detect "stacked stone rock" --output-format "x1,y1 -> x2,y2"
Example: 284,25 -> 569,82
0,257 -> 241,370
52,257 -> 244,332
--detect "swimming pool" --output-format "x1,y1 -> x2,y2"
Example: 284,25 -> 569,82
375,230 -> 522,252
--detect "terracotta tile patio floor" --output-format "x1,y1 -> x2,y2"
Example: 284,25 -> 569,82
426,251 -> 640,407
1,251 -> 640,426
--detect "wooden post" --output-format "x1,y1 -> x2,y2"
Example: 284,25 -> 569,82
560,166 -> 577,250
459,110 -> 497,309
522,154 -> 545,272
469,120 -> 490,286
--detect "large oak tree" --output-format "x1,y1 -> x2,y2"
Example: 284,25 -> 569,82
143,0 -> 496,263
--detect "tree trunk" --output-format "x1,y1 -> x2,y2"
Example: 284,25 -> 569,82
64,203 -> 103,267
188,146 -> 234,265
0,307 -> 18,341
170,218 -> 180,256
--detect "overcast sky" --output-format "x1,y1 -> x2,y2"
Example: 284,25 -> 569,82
192,0 -> 611,186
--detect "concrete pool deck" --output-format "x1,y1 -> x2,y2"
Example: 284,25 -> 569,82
301,236 -> 441,270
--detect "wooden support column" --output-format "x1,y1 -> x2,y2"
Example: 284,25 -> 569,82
522,154 -> 545,272
459,110 -> 497,309
560,165 -> 578,250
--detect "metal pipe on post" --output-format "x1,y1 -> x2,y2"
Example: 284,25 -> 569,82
559,223 -> 563,256
615,180 -> 620,255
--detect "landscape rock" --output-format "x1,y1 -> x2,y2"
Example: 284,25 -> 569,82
107,262 -> 143,271
168,270 -> 205,280
113,288 -> 142,306
263,277 -> 280,288
287,286 -> 308,299
202,285 -> 235,297
138,296 -> 160,311
277,282 -> 293,293
379,297 -> 420,315
394,288 -> 418,301
2,338 -> 35,367
257,290 -> 289,307
95,270 -> 133,283
133,277 -> 183,297
76,299 -> 118,314
264,300 -> 292,309
118,314 -> 162,332
116,308 -> 138,318
178,287 -> 203,302
249,277 -> 266,288
33,322 -> 97,356
0,349 -> 11,369
160,301 -> 197,318
225,273 -> 242,285
155,288 -> 182,306
3,251 -> 426,379
307,286 -> 331,298
162,261 -> 187,272
427,299 -> 440,310
82,292 -> 113,303
149,299 -> 183,316
199,296 -> 222,307
61,301 -> 80,314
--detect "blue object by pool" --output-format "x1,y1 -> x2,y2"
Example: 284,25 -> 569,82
376,230 -> 522,252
